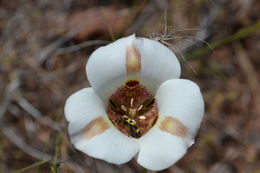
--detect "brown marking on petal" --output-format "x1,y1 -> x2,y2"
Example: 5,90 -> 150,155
159,116 -> 187,137
126,45 -> 141,73
83,117 -> 110,139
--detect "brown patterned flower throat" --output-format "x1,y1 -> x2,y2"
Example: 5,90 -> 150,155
107,80 -> 158,138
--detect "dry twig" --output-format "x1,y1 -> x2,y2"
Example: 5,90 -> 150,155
13,97 -> 61,131
2,126 -> 52,160
0,79 -> 20,121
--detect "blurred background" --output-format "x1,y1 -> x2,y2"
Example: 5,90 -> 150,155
0,0 -> 259,172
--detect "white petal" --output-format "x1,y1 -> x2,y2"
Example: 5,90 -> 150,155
64,88 -> 106,123
70,122 -> 140,164
155,79 -> 204,138
86,34 -> 180,101
65,88 -> 139,164
137,127 -> 188,171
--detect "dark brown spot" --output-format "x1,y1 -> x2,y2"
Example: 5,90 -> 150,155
125,80 -> 139,89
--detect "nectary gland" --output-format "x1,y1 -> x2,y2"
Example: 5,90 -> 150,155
107,80 -> 158,138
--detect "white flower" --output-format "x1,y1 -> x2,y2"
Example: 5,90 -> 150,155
64,34 -> 204,171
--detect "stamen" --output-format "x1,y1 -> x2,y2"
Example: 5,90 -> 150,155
131,119 -> 136,123
121,105 -> 127,112
130,98 -> 134,107
137,104 -> 143,111
139,115 -> 146,120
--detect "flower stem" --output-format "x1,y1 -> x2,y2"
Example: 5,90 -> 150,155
12,159 -> 51,173
51,132 -> 61,173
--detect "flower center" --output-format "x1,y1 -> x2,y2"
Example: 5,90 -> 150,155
107,79 -> 158,138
